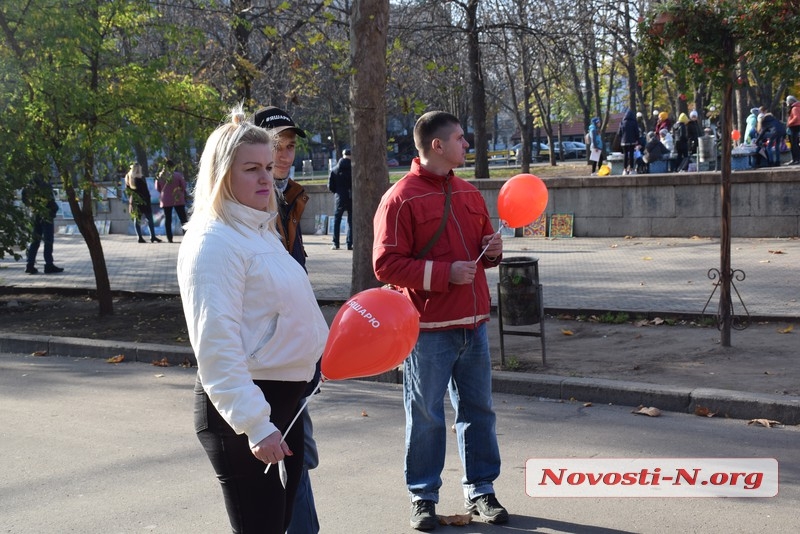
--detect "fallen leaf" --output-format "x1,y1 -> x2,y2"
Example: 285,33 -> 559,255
106,354 -> 125,364
610,244 -> 618,248
633,319 -> 649,327
777,325 -> 794,334
767,250 -> 785,254
641,256 -> 653,261
152,357 -> 170,367
583,402 -> 593,407
438,514 -> 472,526
154,374 -> 165,378
561,329 -> 574,336
694,405 -> 717,417
747,419 -> 782,428
361,410 -> 369,417
651,317 -> 665,325
31,350 -> 48,357
759,260 -> 771,263
632,406 -> 661,417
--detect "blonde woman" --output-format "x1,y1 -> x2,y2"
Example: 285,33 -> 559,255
177,106 -> 328,534
124,163 -> 161,243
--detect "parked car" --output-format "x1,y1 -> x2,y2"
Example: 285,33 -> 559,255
511,142 -> 551,163
552,141 -> 586,159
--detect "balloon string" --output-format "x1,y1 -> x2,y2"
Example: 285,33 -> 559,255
264,379 -> 324,475
474,221 -> 506,264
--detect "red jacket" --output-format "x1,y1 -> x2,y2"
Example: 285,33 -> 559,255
788,102 -> 800,128
373,158 -> 501,331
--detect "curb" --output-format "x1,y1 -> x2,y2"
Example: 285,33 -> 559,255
3,333 -> 798,425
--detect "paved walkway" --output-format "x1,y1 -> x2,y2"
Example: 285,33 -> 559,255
2,233 -> 798,318
3,232 -> 799,424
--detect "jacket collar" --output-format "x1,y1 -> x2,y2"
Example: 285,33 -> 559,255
410,157 -> 454,185
226,200 -> 278,231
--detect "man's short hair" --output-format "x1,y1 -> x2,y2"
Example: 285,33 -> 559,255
414,111 -> 461,154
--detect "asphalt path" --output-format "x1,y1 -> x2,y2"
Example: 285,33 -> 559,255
2,353 -> 799,533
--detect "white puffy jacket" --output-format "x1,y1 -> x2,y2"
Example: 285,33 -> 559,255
177,201 -> 328,447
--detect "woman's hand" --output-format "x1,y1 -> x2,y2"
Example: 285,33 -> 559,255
251,430 -> 293,464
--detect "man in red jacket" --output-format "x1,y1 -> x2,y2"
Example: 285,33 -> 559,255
373,111 -> 507,531
786,95 -> 800,165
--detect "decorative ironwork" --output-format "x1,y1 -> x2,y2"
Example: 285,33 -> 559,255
702,268 -> 750,330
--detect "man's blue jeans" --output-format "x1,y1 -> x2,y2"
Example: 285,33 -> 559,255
286,404 -> 319,534
404,323 -> 500,502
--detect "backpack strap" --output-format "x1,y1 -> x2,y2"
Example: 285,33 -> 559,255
415,180 -> 452,259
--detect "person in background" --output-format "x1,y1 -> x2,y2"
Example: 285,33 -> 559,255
745,108 -> 760,144
673,113 -> 690,172
373,110 -> 507,531
654,111 -> 672,136
327,148 -> 353,250
659,128 -> 674,153
687,110 -> 702,157
156,159 -> 188,243
22,175 -> 63,274
643,131 -> 669,173
588,117 -> 605,175
755,109 -> 786,167
254,105 -> 321,534
178,106 -> 328,534
125,162 -> 161,243
618,109 -> 640,175
785,96 -> 800,165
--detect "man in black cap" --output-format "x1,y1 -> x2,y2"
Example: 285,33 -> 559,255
254,106 -> 320,534
327,148 -> 352,250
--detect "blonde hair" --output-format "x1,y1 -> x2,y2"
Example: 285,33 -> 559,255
190,104 -> 276,230
125,163 -> 143,189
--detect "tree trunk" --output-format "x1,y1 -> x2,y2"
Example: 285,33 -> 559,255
63,175 -> 114,316
466,0 -> 488,179
349,0 -> 388,295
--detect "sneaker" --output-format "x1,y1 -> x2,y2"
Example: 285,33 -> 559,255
331,244 -> 340,250
465,493 -> 508,524
25,265 -> 39,275
44,264 -> 64,274
409,500 -> 437,531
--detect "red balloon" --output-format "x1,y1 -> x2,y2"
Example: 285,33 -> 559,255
497,174 -> 549,228
731,129 -> 741,141
321,287 -> 420,381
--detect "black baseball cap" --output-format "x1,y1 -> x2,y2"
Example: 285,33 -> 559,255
253,106 -> 306,138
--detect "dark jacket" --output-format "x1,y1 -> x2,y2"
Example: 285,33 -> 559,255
687,120 -> 702,153
756,113 -> 786,146
644,138 -> 668,164
618,110 -> 640,146
276,179 -> 309,270
128,176 -> 152,215
328,157 -> 352,203
23,176 -> 59,221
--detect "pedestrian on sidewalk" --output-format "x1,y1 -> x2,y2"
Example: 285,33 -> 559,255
155,159 -> 188,243
255,105 -> 322,534
587,117 -> 605,175
373,110 -> 508,531
178,105 -> 328,534
327,148 -> 352,250
785,95 -> 800,165
22,175 -> 63,274
125,162 -> 161,243
618,109 -> 640,175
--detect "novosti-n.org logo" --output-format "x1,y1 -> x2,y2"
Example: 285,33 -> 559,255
526,458 -> 778,497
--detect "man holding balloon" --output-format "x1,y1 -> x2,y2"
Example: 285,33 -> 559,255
373,111 -> 508,530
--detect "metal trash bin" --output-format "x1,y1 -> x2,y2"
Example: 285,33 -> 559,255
497,256 -> 546,365
499,257 -> 542,325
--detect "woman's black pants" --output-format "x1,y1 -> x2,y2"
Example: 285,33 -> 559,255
194,377 -> 306,534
